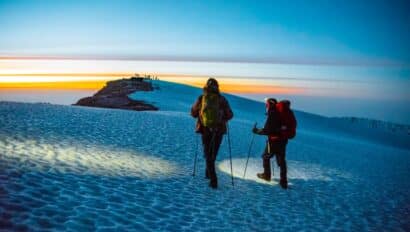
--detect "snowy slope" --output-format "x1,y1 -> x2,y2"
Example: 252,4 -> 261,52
131,81 -> 410,150
0,81 -> 409,231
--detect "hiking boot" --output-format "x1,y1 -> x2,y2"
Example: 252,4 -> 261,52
209,180 -> 218,189
256,173 -> 271,182
280,180 -> 288,189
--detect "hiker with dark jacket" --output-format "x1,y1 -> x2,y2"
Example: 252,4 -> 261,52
191,78 -> 233,189
253,98 -> 289,189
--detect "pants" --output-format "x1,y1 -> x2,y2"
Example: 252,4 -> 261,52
201,128 -> 223,184
262,139 -> 288,182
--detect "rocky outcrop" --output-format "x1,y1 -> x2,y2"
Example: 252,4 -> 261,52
335,117 -> 409,135
74,78 -> 158,111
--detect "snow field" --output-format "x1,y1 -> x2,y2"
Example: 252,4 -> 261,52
0,81 -> 409,231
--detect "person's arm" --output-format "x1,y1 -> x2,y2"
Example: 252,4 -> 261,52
252,112 -> 277,135
191,95 -> 202,118
221,96 -> 233,121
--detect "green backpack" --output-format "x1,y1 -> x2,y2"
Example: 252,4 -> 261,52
200,93 -> 221,128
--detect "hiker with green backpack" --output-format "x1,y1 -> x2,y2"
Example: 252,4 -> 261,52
253,98 -> 297,189
191,78 -> 233,189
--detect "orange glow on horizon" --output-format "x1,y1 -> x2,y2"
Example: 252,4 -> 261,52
0,75 -> 304,95
0,57 -> 304,95
0,81 -> 106,90
187,82 -> 303,94
0,79 -> 304,95
0,62 -> 304,95
223,84 -> 303,94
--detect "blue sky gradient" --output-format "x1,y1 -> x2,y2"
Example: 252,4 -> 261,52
1,0 -> 409,64
0,0 -> 409,123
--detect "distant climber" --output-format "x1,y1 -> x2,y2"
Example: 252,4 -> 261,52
191,78 -> 234,189
252,98 -> 297,189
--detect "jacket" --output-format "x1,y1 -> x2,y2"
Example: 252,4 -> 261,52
254,109 -> 281,139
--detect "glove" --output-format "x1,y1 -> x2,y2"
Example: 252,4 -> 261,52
252,127 -> 259,134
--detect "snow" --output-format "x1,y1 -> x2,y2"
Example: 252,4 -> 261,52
1,81 -> 409,231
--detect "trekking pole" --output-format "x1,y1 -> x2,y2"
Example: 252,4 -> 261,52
192,134 -> 199,176
227,124 -> 234,187
243,122 -> 257,178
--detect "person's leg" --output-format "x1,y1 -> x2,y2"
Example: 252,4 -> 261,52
205,168 -> 210,179
257,142 -> 272,181
212,132 -> 223,156
201,129 -> 212,179
207,132 -> 223,188
206,158 -> 217,188
276,140 -> 288,188
263,156 -> 271,178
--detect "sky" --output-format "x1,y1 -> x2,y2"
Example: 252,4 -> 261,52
0,0 -> 409,123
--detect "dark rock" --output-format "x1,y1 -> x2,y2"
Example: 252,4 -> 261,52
74,78 -> 158,111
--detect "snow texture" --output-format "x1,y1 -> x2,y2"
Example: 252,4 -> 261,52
1,80 -> 409,231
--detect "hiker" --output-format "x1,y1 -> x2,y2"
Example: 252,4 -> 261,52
191,78 -> 233,189
252,98 -> 296,189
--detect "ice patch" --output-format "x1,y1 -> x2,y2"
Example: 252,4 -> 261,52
0,137 -> 178,178
218,158 -> 343,185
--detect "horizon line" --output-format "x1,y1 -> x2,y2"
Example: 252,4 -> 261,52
0,79 -> 305,95
0,73 -> 369,84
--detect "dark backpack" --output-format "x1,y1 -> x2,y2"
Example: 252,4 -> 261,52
200,93 -> 222,128
277,100 -> 297,139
